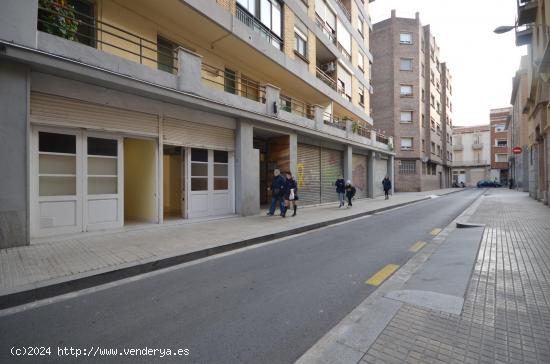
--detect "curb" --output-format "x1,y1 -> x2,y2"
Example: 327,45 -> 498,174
0,191 -> 462,310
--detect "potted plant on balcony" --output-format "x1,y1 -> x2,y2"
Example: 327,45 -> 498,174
38,0 -> 80,41
351,120 -> 359,134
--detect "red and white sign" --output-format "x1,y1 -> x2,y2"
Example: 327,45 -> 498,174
512,147 -> 522,154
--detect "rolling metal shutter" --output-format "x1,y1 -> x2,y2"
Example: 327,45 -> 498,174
297,144 -> 321,205
163,117 -> 235,151
352,154 -> 368,199
30,92 -> 158,136
469,169 -> 486,186
321,148 -> 343,203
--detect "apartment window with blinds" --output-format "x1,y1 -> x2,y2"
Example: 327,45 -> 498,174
338,68 -> 352,101
400,111 -> 413,123
294,28 -> 308,59
337,20 -> 351,58
400,85 -> 413,97
399,32 -> 412,44
357,16 -> 364,37
260,0 -> 282,39
400,58 -> 413,71
357,52 -> 364,71
399,160 -> 416,174
358,83 -> 365,106
400,137 -> 413,150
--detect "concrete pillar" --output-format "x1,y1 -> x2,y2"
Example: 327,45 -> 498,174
0,60 -> 29,248
177,47 -> 203,92
345,119 -> 353,139
367,151 -> 375,198
313,105 -> 324,130
235,120 -> 260,216
387,155 -> 395,194
289,133 -> 298,177
370,129 -> 377,143
344,145 -> 353,182
0,0 -> 38,48
265,84 -> 281,116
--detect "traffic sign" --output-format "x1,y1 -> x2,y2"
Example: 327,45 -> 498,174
512,147 -> 522,154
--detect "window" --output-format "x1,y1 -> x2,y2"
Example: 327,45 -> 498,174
157,36 -> 178,73
294,27 -> 308,59
496,154 -> 508,163
421,89 -> 425,101
71,0 -> 96,47
436,101 -> 441,114
315,0 -> 336,35
422,139 -> 425,152
38,132 -> 77,197
400,85 -> 413,97
430,94 -> 435,107
430,70 -> 435,84
241,75 -> 260,101
237,0 -> 256,14
191,148 -> 209,191
337,20 -> 351,58
400,58 -> 413,71
400,111 -> 413,123
400,137 -> 413,150
421,114 -> 426,128
87,137 -> 118,195
496,140 -> 508,147
495,124 -> 506,132
224,68 -> 237,94
399,160 -> 416,174
358,83 -> 365,106
214,150 -> 229,190
421,63 -> 425,77
431,142 -> 436,154
357,16 -> 364,37
338,68 -> 352,101
436,145 -> 441,156
357,52 -> 364,71
399,32 -> 412,44
260,0 -> 282,39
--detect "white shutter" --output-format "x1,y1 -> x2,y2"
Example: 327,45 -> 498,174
337,20 -> 351,53
163,117 -> 235,151
30,92 -> 158,136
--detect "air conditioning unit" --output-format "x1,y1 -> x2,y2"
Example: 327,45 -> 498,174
321,62 -> 336,73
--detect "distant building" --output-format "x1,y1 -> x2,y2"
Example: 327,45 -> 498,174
451,125 -> 491,186
489,108 -> 512,184
371,10 -> 452,192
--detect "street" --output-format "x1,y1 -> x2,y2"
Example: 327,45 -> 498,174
0,190 -> 483,364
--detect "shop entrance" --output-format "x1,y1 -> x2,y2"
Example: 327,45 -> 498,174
163,146 -> 185,219
123,138 -> 158,224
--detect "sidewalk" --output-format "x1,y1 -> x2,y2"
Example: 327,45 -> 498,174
0,188 -> 460,308
300,189 -> 550,364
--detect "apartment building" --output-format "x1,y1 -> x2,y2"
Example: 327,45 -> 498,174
509,55 -> 530,192
371,11 -> 452,192
0,0 -> 394,248
451,125 -> 491,186
509,0 -> 549,204
489,108 -> 512,184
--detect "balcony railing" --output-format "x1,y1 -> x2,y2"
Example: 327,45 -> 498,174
315,14 -> 337,45
323,113 -> 347,130
236,4 -> 283,50
337,42 -> 352,62
316,66 -> 337,90
335,0 -> 351,21
376,133 -> 389,145
201,63 -> 266,103
37,2 -> 178,73
280,95 -> 315,119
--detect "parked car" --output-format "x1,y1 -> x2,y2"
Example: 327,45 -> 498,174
477,180 -> 502,188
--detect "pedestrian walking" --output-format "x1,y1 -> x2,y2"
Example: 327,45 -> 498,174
382,175 -> 392,200
345,180 -> 356,207
267,169 -> 286,216
283,171 -> 298,217
335,175 -> 346,207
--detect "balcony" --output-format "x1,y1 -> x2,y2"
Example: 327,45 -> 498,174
472,142 -> 483,150
235,4 -> 283,50
453,144 -> 464,151
280,95 -> 314,120
335,0 -> 352,22
516,24 -> 534,46
517,0 -> 538,26
315,14 -> 336,45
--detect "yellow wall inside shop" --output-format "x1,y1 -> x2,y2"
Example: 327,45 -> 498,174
124,138 -> 157,223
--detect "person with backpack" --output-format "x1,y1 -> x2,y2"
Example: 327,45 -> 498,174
345,180 -> 356,207
382,175 -> 392,200
267,169 -> 286,216
335,175 -> 346,208
283,171 -> 298,217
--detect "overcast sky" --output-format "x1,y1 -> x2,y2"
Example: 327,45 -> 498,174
370,0 -> 527,126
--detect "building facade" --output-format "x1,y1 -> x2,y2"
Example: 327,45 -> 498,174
509,56 -> 530,192
489,108 -> 511,184
0,0 -> 394,248
371,10 -> 452,192
451,125 -> 491,186
510,0 -> 549,204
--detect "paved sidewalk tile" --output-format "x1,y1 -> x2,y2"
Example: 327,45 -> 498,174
0,188 -> 459,295
360,190 -> 550,364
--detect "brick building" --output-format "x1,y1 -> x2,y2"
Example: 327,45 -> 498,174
489,108 -> 512,183
371,10 -> 452,192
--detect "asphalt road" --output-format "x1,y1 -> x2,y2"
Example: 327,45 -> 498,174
0,189 -> 483,364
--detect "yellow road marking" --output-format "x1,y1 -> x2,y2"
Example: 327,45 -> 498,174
409,241 -> 427,253
365,264 -> 400,286
430,228 -> 442,236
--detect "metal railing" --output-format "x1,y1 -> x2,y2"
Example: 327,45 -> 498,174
335,0 -> 351,21
280,95 -> 315,119
376,133 -> 389,145
315,14 -> 336,45
37,2 -> 178,73
201,63 -> 266,103
354,123 -> 371,138
236,4 -> 283,50
316,66 -> 337,90
323,113 -> 347,130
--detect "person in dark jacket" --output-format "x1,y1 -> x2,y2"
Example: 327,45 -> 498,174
345,180 -> 356,207
283,171 -> 298,217
267,169 -> 286,216
382,175 -> 392,200
335,175 -> 346,207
